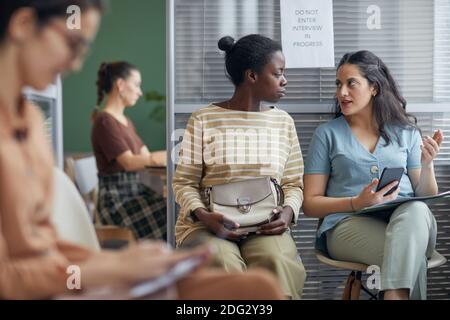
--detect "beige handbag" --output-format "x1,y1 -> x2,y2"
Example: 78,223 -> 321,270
206,177 -> 284,232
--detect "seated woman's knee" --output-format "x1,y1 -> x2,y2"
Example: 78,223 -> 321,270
403,201 -> 430,212
247,250 -> 299,270
398,201 -> 432,222
392,202 -> 434,240
212,249 -> 246,272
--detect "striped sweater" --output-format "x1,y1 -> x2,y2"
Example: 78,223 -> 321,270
173,104 -> 304,246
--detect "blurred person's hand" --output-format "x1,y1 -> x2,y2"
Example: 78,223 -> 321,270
80,241 -> 212,290
118,241 -> 212,284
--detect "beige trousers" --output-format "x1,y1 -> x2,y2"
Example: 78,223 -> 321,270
327,201 -> 437,299
181,229 -> 307,299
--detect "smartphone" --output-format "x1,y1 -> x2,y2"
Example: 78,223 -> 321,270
128,257 -> 203,299
376,167 -> 404,195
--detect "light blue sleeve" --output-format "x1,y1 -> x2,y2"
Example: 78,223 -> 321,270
305,127 -> 331,174
407,128 -> 422,169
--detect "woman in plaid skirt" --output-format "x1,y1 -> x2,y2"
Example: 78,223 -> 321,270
91,61 -> 167,241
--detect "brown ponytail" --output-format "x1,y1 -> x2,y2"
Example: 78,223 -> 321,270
91,61 -> 138,122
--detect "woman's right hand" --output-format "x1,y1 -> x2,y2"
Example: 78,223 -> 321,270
352,179 -> 400,211
82,241 -> 212,290
117,241 -> 213,286
193,208 -> 248,241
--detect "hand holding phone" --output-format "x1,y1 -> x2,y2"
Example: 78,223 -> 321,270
353,168 -> 403,211
376,167 -> 404,195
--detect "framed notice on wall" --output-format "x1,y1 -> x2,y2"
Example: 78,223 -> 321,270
280,0 -> 335,68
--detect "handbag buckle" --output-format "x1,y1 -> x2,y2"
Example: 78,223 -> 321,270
237,197 -> 251,214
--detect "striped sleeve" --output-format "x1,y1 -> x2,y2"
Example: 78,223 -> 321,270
280,118 -> 304,224
172,114 -> 207,216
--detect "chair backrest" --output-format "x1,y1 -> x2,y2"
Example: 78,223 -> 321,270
73,156 -> 98,195
65,155 -> 99,220
51,167 -> 101,251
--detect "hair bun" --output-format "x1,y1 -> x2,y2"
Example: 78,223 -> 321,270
99,62 -> 109,73
218,36 -> 235,53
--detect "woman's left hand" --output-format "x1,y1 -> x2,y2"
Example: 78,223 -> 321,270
421,129 -> 444,167
257,206 -> 293,235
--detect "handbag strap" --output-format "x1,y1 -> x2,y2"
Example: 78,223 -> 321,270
204,187 -> 212,207
270,177 -> 284,206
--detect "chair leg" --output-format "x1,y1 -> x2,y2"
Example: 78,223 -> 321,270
361,285 -> 379,300
343,270 -> 378,300
350,271 -> 362,300
342,271 -> 356,300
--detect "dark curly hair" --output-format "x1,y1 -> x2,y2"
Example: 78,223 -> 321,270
218,34 -> 282,87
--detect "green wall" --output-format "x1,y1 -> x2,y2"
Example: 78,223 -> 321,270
63,0 -> 166,154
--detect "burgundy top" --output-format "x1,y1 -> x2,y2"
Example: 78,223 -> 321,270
91,112 -> 144,175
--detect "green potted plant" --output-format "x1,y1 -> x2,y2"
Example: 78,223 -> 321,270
144,90 -> 165,123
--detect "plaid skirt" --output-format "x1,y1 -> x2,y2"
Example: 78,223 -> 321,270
97,171 -> 167,241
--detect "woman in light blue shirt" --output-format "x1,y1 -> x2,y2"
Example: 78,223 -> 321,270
303,50 -> 444,300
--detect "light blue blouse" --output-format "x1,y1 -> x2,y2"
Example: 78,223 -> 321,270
304,116 -> 422,249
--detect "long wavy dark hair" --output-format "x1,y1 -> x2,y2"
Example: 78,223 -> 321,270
334,50 -> 420,146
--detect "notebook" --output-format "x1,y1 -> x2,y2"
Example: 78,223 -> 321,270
357,190 -> 450,215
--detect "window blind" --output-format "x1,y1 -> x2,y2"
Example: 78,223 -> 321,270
175,0 -> 449,107
435,0 -> 450,101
